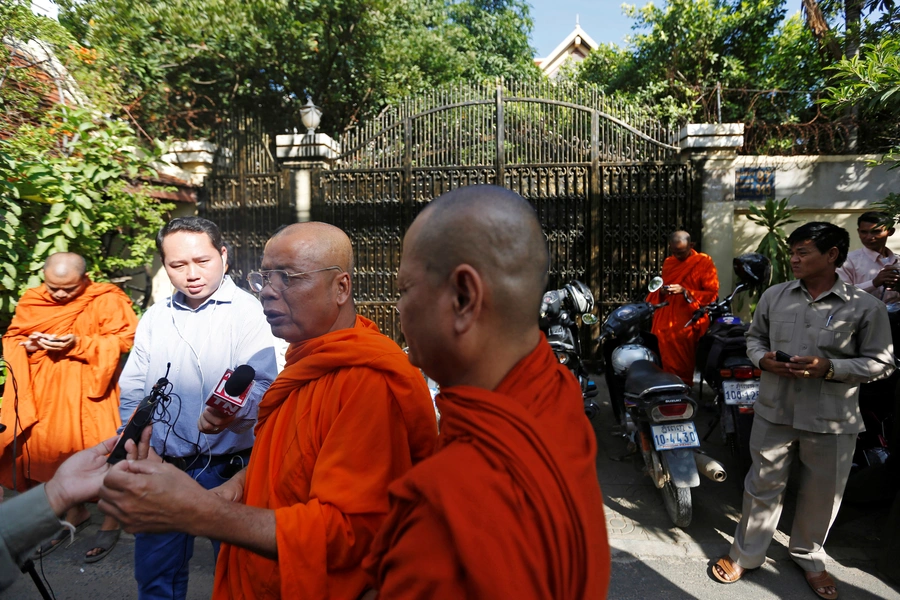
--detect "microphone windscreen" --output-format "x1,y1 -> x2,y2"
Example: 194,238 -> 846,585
224,364 -> 256,396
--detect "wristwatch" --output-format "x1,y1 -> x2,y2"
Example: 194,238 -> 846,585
825,360 -> 835,381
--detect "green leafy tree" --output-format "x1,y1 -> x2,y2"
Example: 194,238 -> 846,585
0,2 -> 172,327
0,108 -> 172,326
58,0 -> 540,138
820,34 -> 900,163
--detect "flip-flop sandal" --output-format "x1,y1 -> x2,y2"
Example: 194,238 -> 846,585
710,556 -> 749,584
34,517 -> 92,558
805,570 -> 838,600
83,529 -> 121,564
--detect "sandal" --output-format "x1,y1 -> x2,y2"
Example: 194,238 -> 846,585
34,516 -> 91,558
805,570 -> 838,600
711,556 -> 747,584
84,528 -> 121,563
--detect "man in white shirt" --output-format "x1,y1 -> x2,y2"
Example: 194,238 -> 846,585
837,211 -> 900,303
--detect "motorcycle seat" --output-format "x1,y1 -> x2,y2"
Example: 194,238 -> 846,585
624,360 -> 690,398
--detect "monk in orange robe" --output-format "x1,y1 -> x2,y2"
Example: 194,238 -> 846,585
0,252 -> 137,530
645,230 -> 719,386
98,223 -> 438,599
364,185 -> 610,599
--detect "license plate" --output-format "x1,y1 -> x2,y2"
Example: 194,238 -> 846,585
651,422 -> 700,450
722,380 -> 759,405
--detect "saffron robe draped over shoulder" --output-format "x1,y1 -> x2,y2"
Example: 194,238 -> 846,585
0,281 -> 138,489
212,316 -> 438,600
365,335 -> 611,599
646,249 -> 719,385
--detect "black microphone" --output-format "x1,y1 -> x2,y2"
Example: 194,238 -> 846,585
205,364 -> 256,416
108,373 -> 170,464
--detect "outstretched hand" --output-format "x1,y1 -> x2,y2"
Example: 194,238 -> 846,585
98,455 -> 206,534
44,435 -> 118,516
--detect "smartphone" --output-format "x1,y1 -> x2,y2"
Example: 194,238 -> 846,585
774,350 -> 792,363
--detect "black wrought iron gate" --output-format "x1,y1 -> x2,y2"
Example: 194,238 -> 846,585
199,113 -> 292,284
313,82 -> 700,342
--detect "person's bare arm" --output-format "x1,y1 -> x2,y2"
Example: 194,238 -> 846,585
99,459 -> 277,559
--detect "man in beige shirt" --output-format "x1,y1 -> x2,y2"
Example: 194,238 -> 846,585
711,222 -> 894,600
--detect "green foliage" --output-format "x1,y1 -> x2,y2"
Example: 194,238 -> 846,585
746,198 -> 798,287
57,0 -> 540,138
573,0 -> 891,129
871,192 -> 900,225
821,35 -> 900,164
0,107 -> 172,326
0,1 -> 128,132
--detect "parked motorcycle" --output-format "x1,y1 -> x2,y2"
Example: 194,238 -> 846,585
540,280 -> 600,418
599,277 -> 727,528
690,253 -> 771,482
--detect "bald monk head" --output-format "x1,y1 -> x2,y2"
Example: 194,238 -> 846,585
668,230 -> 693,261
43,252 -> 89,304
258,222 -> 355,343
398,185 -> 550,389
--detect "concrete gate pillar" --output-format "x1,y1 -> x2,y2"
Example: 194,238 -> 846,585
678,124 -> 745,294
275,132 -> 341,223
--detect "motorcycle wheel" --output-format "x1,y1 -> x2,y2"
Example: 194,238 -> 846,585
584,402 -> 600,421
661,480 -> 692,528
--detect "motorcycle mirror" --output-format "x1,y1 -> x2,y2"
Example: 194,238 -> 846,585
648,276 -> 664,293
582,313 -> 598,325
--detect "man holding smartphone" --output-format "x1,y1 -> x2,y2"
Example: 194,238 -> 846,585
838,211 -> 900,303
0,252 -> 138,555
711,222 -> 894,599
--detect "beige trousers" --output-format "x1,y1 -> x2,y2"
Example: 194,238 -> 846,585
729,414 -> 856,572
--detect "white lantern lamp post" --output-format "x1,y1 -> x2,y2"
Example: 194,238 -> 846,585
299,97 -> 322,135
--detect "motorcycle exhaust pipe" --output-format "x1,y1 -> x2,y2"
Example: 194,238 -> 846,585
694,452 -> 727,482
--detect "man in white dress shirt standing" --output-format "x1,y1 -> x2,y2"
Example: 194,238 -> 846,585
838,211 -> 900,303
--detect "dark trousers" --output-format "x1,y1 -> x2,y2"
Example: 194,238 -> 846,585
133,459 -> 233,600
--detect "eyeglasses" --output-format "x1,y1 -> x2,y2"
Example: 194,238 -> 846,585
246,266 -> 343,292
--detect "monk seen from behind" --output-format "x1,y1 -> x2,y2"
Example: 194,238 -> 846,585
364,185 -> 611,599
98,223 -> 439,599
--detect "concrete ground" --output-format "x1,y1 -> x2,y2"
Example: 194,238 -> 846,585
5,379 -> 900,599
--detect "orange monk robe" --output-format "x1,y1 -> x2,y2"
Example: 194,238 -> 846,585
0,281 -> 137,489
365,335 -> 610,599
212,316 -> 438,600
646,249 -> 719,385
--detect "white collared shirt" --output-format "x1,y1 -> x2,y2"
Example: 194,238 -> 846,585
837,246 -> 900,303
118,276 -> 278,458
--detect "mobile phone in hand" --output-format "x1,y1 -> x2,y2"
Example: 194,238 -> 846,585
774,350 -> 792,363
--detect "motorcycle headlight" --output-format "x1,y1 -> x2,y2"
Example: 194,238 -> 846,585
611,344 -> 657,375
556,352 -> 570,365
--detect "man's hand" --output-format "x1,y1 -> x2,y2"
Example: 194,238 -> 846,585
210,469 -> 246,503
198,406 -> 235,434
37,333 -> 77,353
44,435 -> 119,517
786,355 -> 830,379
21,339 -> 41,353
98,458 -> 208,534
760,351 -> 796,377
663,284 -> 685,296
873,266 -> 900,288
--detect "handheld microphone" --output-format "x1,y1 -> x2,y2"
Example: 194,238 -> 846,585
108,370 -> 171,464
205,364 -> 256,417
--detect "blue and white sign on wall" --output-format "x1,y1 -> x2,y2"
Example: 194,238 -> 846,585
735,167 -> 775,201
